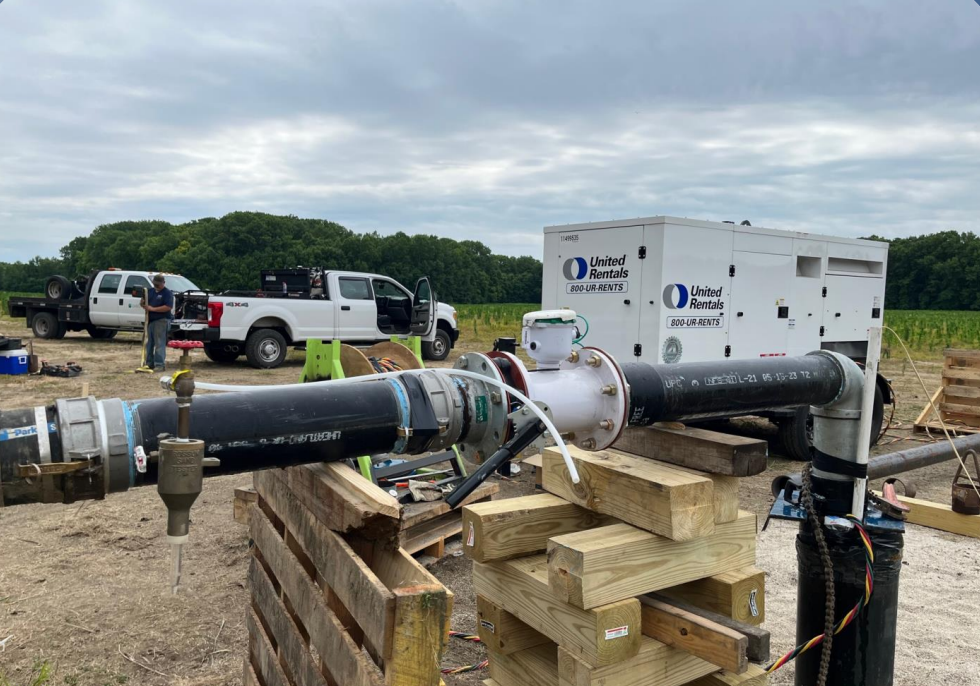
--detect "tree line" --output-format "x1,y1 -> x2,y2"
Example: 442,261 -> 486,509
0,212 -> 543,304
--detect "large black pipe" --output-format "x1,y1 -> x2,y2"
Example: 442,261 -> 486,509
866,432 -> 980,480
623,354 -> 845,425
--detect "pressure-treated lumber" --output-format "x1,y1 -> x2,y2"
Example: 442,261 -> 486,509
615,424 -> 769,477
463,493 -> 615,563
472,555 -> 641,666
872,491 -> 980,538
234,486 -> 258,524
659,567 -> 766,626
558,637 -> 718,686
548,511 -> 757,609
489,643 -> 559,686
686,664 -> 769,686
254,469 -> 397,656
477,596 -> 551,655
646,593 -> 769,663
249,510 -> 386,686
639,596 -> 747,673
542,446 -> 716,541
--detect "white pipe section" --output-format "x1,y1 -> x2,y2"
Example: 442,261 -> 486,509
852,326 -> 882,518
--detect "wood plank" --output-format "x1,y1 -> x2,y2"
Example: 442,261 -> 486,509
913,387 -> 944,429
489,643 -> 559,686
249,509 -> 387,686
400,510 -> 462,555
472,556 -> 641,667
659,567 -> 766,626
638,596 -> 747,673
646,593 -> 769,663
462,493 -> 615,563
940,402 -> 980,418
249,559 -> 330,686
477,595 -> 551,655
243,660 -> 261,686
254,469 -> 396,656
548,512 -> 757,609
386,585 -> 452,686
246,608 -> 291,686
542,446 -> 716,541
942,367 -> 980,382
235,486 -> 258,524
400,481 -> 498,530
937,411 -> 980,428
872,491 -> 980,538
557,638 -> 718,686
280,463 -> 401,538
686,664 -> 769,686
945,348 -> 980,361
615,425 -> 768,477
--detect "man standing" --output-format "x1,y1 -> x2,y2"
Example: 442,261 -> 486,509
143,274 -> 173,371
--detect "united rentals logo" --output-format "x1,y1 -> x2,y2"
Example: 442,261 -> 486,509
663,283 -> 725,329
662,284 -> 689,309
563,255 -> 629,294
562,257 -> 589,280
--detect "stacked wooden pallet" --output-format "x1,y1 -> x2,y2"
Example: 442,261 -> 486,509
244,461 -> 496,686
914,348 -> 980,435
463,436 -> 770,686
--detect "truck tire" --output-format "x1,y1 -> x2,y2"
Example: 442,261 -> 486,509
422,328 -> 452,361
778,384 -> 885,461
32,312 -> 67,340
86,326 -> 117,340
204,343 -> 241,365
45,276 -> 72,301
245,329 -> 288,369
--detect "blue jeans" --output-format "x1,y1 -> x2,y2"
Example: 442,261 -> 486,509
146,318 -> 169,369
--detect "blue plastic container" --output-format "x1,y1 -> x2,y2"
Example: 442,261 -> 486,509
0,349 -> 29,375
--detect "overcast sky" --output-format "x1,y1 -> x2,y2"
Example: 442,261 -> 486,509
1,1 -> 979,262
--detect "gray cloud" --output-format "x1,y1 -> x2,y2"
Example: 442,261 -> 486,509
1,0 -> 979,262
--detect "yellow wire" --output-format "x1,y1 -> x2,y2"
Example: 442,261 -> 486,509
882,326 -> 980,503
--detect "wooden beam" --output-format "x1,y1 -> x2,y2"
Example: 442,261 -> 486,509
548,512 -> 757,609
638,596 -> 747,674
472,556 -> 641,667
234,486 -> 258,524
246,607 -> 291,686
477,595 -> 551,655
646,593 -> 769,663
489,643 -> 559,686
913,387 -> 943,430
685,664 -> 769,686
557,638 -> 718,686
542,446 -> 716,541
386,585 -> 452,686
462,493 -> 615,563
254,470 -> 397,656
872,491 -> 980,539
615,425 -> 768,477
659,567 -> 766,626
249,509 -> 387,686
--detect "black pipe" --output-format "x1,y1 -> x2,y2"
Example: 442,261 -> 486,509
623,354 -> 845,425
866,432 -> 980,480
132,381 -> 404,481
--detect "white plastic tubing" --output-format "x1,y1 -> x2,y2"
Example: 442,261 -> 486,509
192,369 -> 581,484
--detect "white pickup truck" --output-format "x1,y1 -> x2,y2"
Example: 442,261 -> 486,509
173,270 -> 460,368
8,269 -> 200,340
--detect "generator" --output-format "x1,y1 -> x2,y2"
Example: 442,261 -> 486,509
541,216 -> 891,458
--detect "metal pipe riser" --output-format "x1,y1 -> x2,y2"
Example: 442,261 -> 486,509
621,353 -> 847,425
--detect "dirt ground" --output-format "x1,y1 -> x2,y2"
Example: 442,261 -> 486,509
1,324 -> 978,685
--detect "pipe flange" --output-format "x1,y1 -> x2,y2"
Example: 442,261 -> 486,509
453,353 -> 511,463
562,346 -> 629,451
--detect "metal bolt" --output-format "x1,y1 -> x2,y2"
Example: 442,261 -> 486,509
567,351 -> 580,363
458,357 -> 469,369
599,419 -> 614,430
601,384 -> 617,396
587,355 -> 602,368
490,392 -> 502,404
521,406 -> 529,415
581,438 -> 597,449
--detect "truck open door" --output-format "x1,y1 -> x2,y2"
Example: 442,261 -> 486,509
410,277 -> 436,336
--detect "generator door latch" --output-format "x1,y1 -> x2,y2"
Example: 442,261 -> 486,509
633,343 -> 642,357
729,264 -> 736,277
819,326 -> 825,337
724,345 -> 732,358
872,307 -> 881,319
822,287 -> 827,297
638,246 -> 647,259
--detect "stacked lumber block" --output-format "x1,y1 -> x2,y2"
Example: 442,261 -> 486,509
244,462 -> 496,686
914,348 -> 980,434
465,438 -> 769,686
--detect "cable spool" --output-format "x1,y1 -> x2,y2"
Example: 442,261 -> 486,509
338,342 -> 423,379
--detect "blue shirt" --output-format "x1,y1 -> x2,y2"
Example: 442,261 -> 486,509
147,287 -> 174,322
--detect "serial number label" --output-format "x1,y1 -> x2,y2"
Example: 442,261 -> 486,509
666,316 -> 723,329
566,281 -> 628,294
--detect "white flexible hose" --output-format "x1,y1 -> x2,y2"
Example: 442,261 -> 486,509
191,367 -> 581,484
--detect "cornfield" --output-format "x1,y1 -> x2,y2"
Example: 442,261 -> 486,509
0,292 -> 40,318
455,303 -> 535,349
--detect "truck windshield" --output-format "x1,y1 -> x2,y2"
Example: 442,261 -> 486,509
153,275 -> 199,293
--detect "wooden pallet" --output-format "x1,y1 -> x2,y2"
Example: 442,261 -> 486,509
245,463 -> 495,686
465,440 -> 770,686
914,349 -> 980,434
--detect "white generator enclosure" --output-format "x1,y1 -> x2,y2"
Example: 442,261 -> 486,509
542,217 -> 888,365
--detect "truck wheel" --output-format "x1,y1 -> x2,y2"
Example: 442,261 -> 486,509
205,343 -> 241,364
86,326 -> 117,340
422,328 -> 452,361
45,276 -> 72,301
778,384 -> 885,461
32,312 -> 66,340
245,329 -> 287,369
